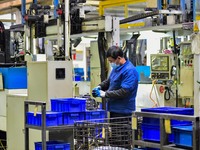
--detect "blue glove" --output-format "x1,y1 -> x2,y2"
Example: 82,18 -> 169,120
92,86 -> 101,97
92,89 -> 100,97
92,86 -> 101,91
93,90 -> 105,98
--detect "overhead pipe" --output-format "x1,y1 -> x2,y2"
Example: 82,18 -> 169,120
65,0 -> 70,58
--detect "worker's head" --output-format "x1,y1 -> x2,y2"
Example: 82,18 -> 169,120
106,46 -> 125,69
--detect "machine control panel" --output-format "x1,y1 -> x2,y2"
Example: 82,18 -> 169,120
151,72 -> 170,80
150,54 -> 171,80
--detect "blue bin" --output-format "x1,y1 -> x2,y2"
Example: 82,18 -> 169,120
141,107 -> 193,126
85,110 -> 106,122
0,67 -> 27,89
74,68 -> 84,76
141,107 -> 193,142
74,75 -> 81,81
35,141 -> 70,150
141,123 -> 174,142
51,98 -> 86,112
26,112 -> 63,126
63,112 -> 85,125
173,125 -> 192,148
141,107 -> 194,115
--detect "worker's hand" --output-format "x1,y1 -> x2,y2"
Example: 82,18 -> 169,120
92,90 -> 99,97
92,86 -> 101,91
98,90 -> 106,98
92,86 -> 100,97
92,86 -> 101,97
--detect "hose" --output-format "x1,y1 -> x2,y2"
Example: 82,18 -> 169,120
149,80 -> 159,108
164,87 -> 171,101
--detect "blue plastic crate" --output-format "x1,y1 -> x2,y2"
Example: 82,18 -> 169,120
141,107 -> 194,115
35,141 -> 70,150
74,75 -> 81,81
141,123 -> 174,142
74,68 -> 84,76
63,112 -> 85,125
141,107 -> 193,126
26,112 -> 63,126
85,110 -> 106,122
173,125 -> 192,148
51,98 -> 86,112
0,67 -> 27,89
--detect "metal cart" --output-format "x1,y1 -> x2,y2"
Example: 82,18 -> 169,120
24,101 -> 74,150
74,117 -> 132,150
132,111 -> 200,150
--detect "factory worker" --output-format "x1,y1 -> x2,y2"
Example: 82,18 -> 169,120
92,45 -> 139,118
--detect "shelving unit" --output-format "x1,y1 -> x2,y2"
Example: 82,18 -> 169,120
24,101 -> 74,150
132,111 -> 200,150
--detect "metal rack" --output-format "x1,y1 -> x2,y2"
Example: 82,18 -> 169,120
24,101 -> 74,150
132,111 -> 200,150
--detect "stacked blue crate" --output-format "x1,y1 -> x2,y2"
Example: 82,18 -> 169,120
85,110 -> 107,122
51,98 -> 107,125
173,125 -> 192,148
141,107 -> 194,142
74,68 -> 84,81
51,98 -> 86,112
35,141 -> 70,150
51,98 -> 86,125
26,112 -> 63,127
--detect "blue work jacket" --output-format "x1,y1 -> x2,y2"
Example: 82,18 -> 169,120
107,60 -> 139,114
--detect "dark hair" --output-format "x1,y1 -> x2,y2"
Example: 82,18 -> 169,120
106,46 -> 123,59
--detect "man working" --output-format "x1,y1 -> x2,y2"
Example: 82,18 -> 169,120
92,45 -> 139,117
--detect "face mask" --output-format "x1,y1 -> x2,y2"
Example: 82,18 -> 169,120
111,63 -> 120,69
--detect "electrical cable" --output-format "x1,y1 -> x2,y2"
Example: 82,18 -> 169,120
154,84 -> 160,106
164,87 -> 171,101
149,80 -> 158,108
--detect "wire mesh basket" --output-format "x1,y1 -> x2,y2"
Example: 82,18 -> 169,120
74,117 -> 132,150
0,139 -> 6,150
